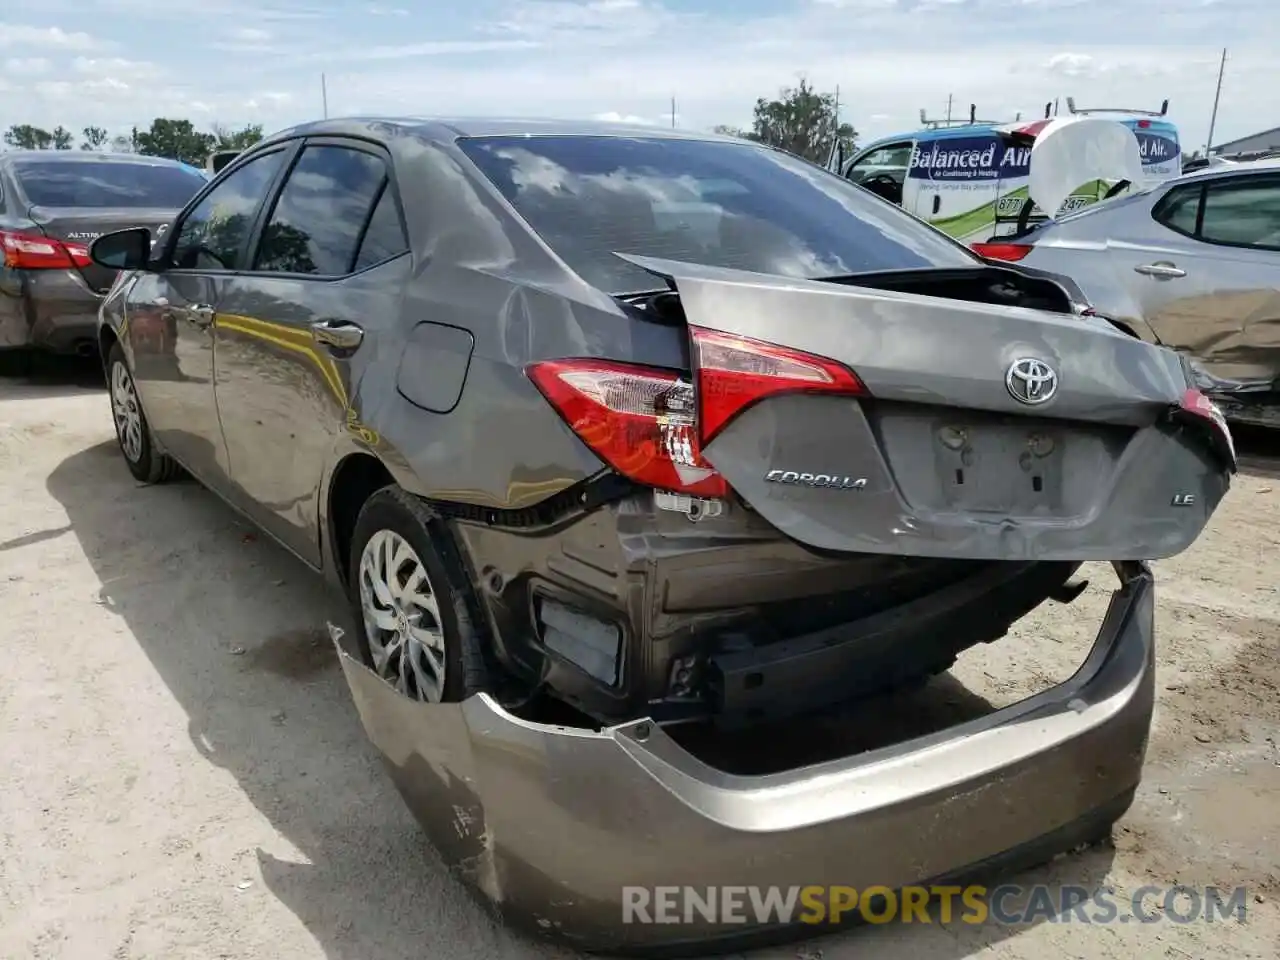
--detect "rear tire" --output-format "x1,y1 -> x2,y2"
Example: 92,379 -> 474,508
347,486 -> 488,703
107,342 -> 180,484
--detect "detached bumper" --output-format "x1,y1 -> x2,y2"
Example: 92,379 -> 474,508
333,562 -> 1155,955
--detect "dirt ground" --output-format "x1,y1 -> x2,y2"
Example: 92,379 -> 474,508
1,360 -> 1277,960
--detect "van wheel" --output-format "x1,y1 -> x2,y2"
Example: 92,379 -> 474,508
348,486 -> 489,703
107,342 -> 180,484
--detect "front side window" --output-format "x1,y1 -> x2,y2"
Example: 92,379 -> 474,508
845,142 -> 914,184
458,134 -> 975,295
1199,176 -> 1280,249
11,159 -> 208,209
170,150 -> 287,271
253,144 -> 388,276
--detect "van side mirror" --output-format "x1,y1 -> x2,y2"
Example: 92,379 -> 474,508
90,228 -> 152,271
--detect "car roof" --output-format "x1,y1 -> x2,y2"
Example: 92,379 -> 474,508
260,116 -> 744,148
0,150 -> 197,168
1170,156 -> 1280,184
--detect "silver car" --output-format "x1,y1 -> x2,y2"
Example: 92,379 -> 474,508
972,159 -> 1280,427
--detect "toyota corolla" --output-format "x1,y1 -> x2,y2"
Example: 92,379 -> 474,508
89,118 -> 1235,953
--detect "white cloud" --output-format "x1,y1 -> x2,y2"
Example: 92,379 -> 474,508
304,39 -> 539,63
212,25 -> 279,53
71,57 -> 164,81
0,23 -> 98,49
230,27 -> 272,43
485,0 -> 686,44
367,4 -> 410,14
594,111 -> 663,125
5,57 -> 52,74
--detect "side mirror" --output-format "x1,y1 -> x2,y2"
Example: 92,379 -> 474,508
90,227 -> 153,272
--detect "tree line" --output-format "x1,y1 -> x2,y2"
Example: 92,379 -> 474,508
2,78 -> 853,169
715,78 -> 858,164
2,118 -> 264,166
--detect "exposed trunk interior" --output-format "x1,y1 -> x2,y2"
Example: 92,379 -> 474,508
625,263 -> 1077,326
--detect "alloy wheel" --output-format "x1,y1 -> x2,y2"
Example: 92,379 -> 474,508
357,529 -> 447,702
110,360 -> 144,464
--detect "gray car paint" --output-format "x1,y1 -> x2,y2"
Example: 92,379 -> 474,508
621,254 -> 1228,560
330,560 -> 1155,953
93,118 -> 1231,951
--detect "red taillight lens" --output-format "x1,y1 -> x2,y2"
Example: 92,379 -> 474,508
1,229 -> 91,270
527,358 -> 728,498
690,326 -> 867,445
970,241 -> 1034,262
1177,387 -> 1237,471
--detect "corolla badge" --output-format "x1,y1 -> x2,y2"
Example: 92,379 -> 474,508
764,470 -> 867,490
1005,357 -> 1058,406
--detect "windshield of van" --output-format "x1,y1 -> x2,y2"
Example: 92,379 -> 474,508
458,135 -> 978,294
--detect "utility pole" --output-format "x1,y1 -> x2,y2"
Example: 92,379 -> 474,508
671,96 -> 676,128
1206,47 -> 1228,155
945,93 -> 952,124
321,73 -> 329,119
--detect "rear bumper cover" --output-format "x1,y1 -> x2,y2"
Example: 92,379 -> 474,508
333,561 -> 1155,954
0,269 -> 102,352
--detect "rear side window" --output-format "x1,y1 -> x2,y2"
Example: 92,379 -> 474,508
11,159 -> 207,208
1153,175 -> 1280,250
170,149 -> 287,271
1153,184 -> 1202,237
1199,177 -> 1280,249
458,134 -> 976,295
353,184 -> 409,271
254,144 -> 388,276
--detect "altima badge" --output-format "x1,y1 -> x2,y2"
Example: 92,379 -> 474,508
764,470 -> 867,490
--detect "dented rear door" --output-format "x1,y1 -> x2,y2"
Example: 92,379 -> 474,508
621,254 -> 1232,563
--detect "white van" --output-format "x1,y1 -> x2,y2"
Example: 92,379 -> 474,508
836,99 -> 1183,243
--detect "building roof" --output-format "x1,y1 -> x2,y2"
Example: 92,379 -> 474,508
1212,125 -> 1280,153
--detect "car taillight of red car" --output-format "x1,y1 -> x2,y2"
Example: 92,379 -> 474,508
526,327 -> 869,498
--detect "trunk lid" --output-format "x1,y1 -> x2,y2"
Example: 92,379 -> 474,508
28,206 -> 177,293
618,254 -> 1232,563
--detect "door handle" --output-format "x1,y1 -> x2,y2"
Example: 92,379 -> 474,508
1134,262 -> 1186,279
310,318 -> 364,352
188,304 -> 214,327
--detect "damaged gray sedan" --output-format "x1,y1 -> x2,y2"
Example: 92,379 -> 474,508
90,118 -> 1235,953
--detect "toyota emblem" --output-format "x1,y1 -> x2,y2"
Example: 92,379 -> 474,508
1005,357 -> 1058,405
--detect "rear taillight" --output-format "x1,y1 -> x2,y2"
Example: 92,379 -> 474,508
689,326 -> 867,444
970,241 -> 1034,262
527,332 -> 869,498
1176,387 -> 1237,472
1,229 -> 92,270
527,358 -> 728,498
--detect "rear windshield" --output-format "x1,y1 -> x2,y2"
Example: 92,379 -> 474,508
11,159 -> 208,209
458,135 -> 977,293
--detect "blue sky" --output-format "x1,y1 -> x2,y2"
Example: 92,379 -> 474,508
0,0 -> 1272,151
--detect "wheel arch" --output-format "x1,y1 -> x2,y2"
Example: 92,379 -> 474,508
97,324 -> 120,375
323,449 -> 398,594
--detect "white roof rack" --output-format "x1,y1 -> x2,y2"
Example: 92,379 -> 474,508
1064,97 -> 1170,118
